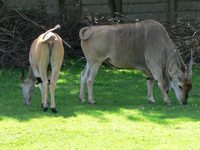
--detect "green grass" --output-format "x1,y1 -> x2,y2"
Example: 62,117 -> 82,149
0,59 -> 200,150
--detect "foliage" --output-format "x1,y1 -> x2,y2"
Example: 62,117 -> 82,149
0,5 -> 82,68
0,59 -> 200,149
0,2 -> 200,68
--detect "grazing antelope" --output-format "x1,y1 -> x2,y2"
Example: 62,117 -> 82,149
20,25 -> 65,113
79,20 -> 193,105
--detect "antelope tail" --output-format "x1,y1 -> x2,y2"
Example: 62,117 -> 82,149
41,24 -> 72,49
42,24 -> 61,40
44,24 -> 61,36
79,27 -> 92,41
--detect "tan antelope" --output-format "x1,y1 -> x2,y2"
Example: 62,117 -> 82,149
79,20 -> 193,105
20,25 -> 65,113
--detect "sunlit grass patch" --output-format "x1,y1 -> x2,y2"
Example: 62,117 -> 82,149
0,60 -> 200,149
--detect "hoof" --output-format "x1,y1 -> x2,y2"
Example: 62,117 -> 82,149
42,102 -> 49,108
51,108 -> 58,113
79,97 -> 85,103
148,100 -> 155,104
164,101 -> 172,105
43,107 -> 48,112
182,101 -> 187,105
88,101 -> 97,105
41,103 -> 44,108
148,98 -> 155,104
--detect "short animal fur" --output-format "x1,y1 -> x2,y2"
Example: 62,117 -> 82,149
21,25 -> 64,113
79,20 -> 193,105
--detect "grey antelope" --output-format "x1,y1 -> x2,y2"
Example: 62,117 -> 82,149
79,20 -> 193,105
20,24 -> 65,113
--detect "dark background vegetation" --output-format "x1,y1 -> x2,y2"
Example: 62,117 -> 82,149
0,0 -> 200,68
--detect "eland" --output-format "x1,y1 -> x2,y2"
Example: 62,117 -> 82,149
79,20 -> 193,105
20,24 -> 65,113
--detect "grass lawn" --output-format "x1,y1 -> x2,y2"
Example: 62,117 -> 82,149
0,59 -> 200,150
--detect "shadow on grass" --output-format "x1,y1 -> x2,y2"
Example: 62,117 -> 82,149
0,63 -> 200,124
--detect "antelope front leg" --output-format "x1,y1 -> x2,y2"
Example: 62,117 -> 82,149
151,68 -> 171,105
157,81 -> 171,105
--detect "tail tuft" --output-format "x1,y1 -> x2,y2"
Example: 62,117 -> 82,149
54,24 -> 61,30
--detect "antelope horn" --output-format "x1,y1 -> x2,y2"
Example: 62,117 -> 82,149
187,51 -> 194,78
189,51 -> 194,71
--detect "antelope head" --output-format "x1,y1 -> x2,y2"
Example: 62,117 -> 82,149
20,67 -> 35,105
170,51 -> 193,105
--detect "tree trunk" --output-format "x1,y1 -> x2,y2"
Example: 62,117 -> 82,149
114,0 -> 122,16
108,0 -> 122,17
58,0 -> 66,11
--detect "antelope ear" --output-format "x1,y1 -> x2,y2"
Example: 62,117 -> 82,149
20,75 -> 23,81
20,75 -> 25,82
